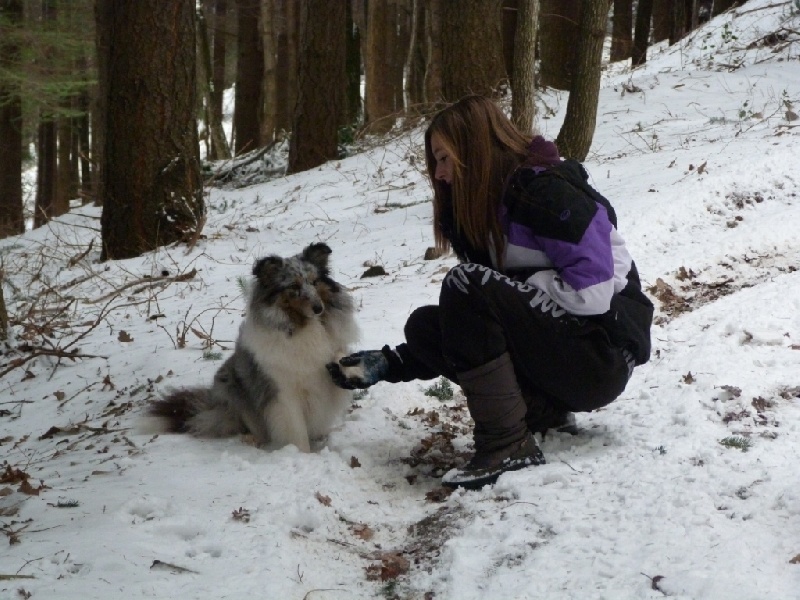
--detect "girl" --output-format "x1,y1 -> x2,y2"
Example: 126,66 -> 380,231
328,95 -> 653,489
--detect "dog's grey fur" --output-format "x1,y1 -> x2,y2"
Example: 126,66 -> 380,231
148,243 -> 358,452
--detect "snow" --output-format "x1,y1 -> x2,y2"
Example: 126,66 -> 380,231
2,1 -> 800,598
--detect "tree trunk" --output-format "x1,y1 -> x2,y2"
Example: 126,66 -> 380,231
345,0 -> 363,124
610,0 -> 632,62
210,0 -> 228,157
712,0 -> 742,17
198,4 -> 232,159
511,0 -> 538,134
502,0 -> 517,87
393,0 -> 410,115
670,0 -> 686,45
687,0 -> 699,30
539,0 -> 581,91
0,281 -> 7,341
261,0 -> 277,145
34,0 -> 57,228
404,0 -> 426,113
55,109 -> 73,216
274,0 -> 298,135
34,119 -> 57,228
365,0 -> 398,134
632,0 -> 654,67
651,0 -> 671,44
234,0 -> 263,153
77,86 -> 92,203
440,0 -> 505,101
93,0 -> 111,208
0,0 -> 24,238
423,0 -> 443,105
287,0 -> 345,173
98,0 -> 204,261
555,0 -> 611,161
54,1 -> 78,217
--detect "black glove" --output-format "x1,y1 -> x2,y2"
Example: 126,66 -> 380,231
327,349 -> 390,390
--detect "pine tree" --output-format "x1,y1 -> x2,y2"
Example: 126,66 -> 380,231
97,0 -> 204,260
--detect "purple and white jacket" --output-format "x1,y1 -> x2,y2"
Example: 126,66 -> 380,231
449,148 -> 653,365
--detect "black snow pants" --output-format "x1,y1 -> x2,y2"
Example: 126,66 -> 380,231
403,263 -> 634,414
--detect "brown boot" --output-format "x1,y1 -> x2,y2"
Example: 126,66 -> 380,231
523,390 -> 580,436
442,353 -> 546,489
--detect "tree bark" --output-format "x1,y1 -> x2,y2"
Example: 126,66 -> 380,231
345,0 -> 363,124
33,0 -> 57,228
539,0 -> 581,91
274,0 -> 298,135
511,0 -> 538,134
423,0 -> 443,105
261,0 -> 277,145
670,0 -> 686,45
0,281 -> 7,341
440,0 -> 505,101
392,0 -> 410,114
198,4 -> 231,159
712,0 -> 743,17
365,0 -> 398,134
651,0 -> 671,44
0,272 -> 8,341
55,108 -> 73,216
403,0 -> 426,112
555,0 -> 611,161
234,0 -> 263,153
610,0 -> 632,62
98,0 -> 204,260
502,0 -> 517,86
632,0 -> 654,67
210,0 -> 228,157
687,0 -> 699,30
77,104 -> 91,203
0,0 -> 24,238
34,119 -> 57,228
287,0 -> 346,173
93,0 -> 112,208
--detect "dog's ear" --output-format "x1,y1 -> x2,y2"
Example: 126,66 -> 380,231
301,243 -> 332,271
252,256 -> 284,279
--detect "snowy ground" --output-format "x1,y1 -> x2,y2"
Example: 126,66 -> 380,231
2,2 -> 800,598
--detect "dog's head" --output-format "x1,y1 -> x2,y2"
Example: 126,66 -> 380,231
250,243 -> 341,329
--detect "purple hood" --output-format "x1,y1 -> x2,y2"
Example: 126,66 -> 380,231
526,135 -> 562,168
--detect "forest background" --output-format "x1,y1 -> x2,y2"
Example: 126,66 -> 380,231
1,1 -> 799,598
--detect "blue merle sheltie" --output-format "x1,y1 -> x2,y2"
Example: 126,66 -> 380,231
148,243 -> 359,452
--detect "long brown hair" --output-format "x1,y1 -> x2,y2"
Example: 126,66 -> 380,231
424,95 -> 532,265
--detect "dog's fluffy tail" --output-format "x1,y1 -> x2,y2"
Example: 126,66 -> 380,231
145,388 -> 244,438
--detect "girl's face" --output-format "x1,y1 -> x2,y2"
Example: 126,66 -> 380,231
430,133 -> 454,185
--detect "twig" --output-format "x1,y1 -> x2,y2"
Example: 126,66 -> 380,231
58,381 -> 101,409
735,2 -> 790,16
16,556 -> 44,575
67,239 -> 94,268
0,349 -> 107,380
86,268 -> 197,305
302,589 -> 347,599
559,459 -> 583,473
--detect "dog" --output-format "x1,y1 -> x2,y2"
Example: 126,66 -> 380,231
148,242 -> 359,452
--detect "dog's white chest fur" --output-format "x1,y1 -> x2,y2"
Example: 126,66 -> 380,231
238,313 -> 356,452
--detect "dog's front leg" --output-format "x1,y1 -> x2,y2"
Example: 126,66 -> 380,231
263,401 -> 311,452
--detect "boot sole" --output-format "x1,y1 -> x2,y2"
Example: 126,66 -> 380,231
441,452 -> 546,490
